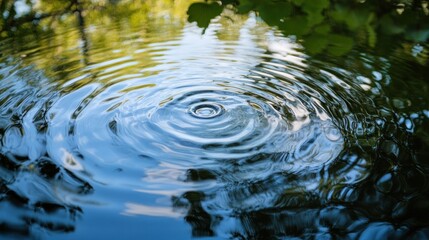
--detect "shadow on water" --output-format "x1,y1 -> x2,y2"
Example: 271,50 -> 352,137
0,0 -> 428,239
0,59 -> 93,238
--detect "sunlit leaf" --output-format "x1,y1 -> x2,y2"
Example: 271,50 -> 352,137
187,2 -> 223,30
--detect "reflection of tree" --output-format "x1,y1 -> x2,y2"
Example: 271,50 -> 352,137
187,0 -> 429,57
0,153 -> 91,238
0,59 -> 93,238
169,48 -> 429,238
0,0 -> 192,91
172,142 -> 429,238
173,191 -> 215,237
0,0 -> 68,32
1,0 -> 89,86
74,0 -> 89,65
0,1 -> 194,238
1,158 -> 81,234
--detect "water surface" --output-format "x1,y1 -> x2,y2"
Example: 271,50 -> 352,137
0,1 -> 429,239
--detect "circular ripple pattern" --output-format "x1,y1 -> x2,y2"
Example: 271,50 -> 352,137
189,102 -> 224,119
3,27 -> 349,237
68,72 -> 344,178
1,8 -> 429,240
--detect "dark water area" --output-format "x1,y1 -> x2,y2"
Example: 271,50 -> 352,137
0,1 -> 429,239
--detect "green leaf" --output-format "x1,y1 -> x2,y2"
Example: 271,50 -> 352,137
330,6 -> 347,22
292,0 -> 305,6
280,16 -> 309,36
306,12 -> 324,26
344,12 -> 361,30
237,0 -> 255,14
326,34 -> 354,56
187,2 -> 223,30
366,24 -> 376,48
301,0 -> 329,14
347,10 -> 371,30
314,23 -> 331,34
302,34 -> 329,54
258,2 -> 292,26
379,15 -> 405,35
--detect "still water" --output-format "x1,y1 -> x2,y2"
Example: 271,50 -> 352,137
0,1 -> 429,239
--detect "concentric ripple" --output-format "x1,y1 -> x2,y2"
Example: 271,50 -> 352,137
1,18 -> 372,239
64,74 -> 344,176
189,102 -> 224,119
37,24 -> 350,213
29,23 -> 347,191
1,1 -> 429,238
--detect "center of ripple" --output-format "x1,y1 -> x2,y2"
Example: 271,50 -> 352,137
189,102 -> 224,119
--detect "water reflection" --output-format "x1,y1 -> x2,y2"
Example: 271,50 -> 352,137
0,60 -> 92,238
0,1 -> 428,239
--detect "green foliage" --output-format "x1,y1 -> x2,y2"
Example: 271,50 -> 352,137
186,0 -> 429,56
325,34 -> 354,56
257,2 -> 292,26
187,2 -> 223,31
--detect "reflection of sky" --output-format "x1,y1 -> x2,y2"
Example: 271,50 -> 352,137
122,203 -> 184,218
14,0 -> 32,17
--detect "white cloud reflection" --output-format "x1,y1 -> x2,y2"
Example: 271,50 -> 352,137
122,202 -> 184,218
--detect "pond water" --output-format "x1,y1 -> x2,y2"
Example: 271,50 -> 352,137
0,1 -> 429,239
